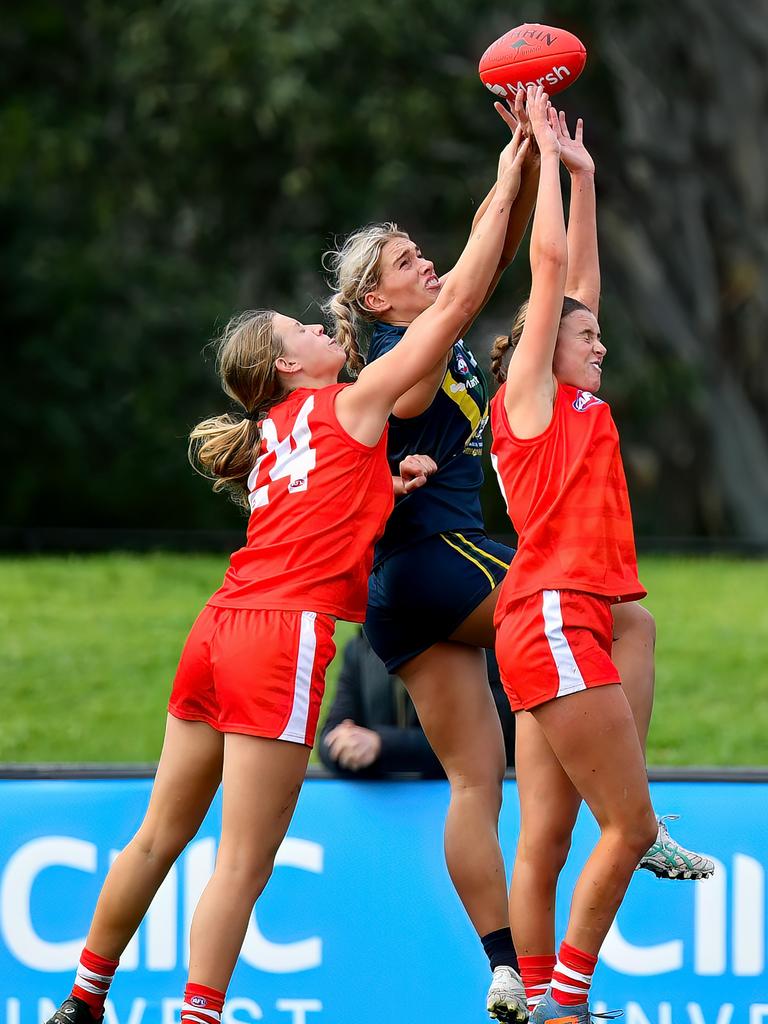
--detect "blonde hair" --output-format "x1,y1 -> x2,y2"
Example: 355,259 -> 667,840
323,222 -> 409,373
189,310 -> 285,509
490,296 -> 592,383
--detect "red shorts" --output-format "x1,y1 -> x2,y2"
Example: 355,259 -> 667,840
168,605 -> 337,746
496,589 -> 620,712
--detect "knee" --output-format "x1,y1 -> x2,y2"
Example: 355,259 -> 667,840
635,605 -> 656,647
617,602 -> 656,648
214,847 -> 276,901
606,810 -> 658,861
131,823 -> 196,869
518,824 -> 572,879
447,765 -> 504,811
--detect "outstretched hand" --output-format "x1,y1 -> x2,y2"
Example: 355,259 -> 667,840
526,84 -> 560,159
494,88 -> 531,138
494,90 -> 539,163
495,123 -> 530,202
549,108 -> 594,175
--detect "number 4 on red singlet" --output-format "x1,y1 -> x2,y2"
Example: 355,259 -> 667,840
248,395 -> 317,510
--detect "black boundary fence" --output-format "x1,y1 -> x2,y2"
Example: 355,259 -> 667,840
2,527 -> 768,556
1,764 -> 766,782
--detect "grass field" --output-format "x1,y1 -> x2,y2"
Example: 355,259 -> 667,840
1,552 -> 765,765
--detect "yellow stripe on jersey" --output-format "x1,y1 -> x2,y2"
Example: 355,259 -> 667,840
453,532 -> 510,572
439,532 -> 496,588
442,369 -> 484,436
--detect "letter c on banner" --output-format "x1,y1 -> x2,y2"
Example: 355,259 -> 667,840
240,838 -> 323,973
1,837 -> 96,970
601,919 -> 683,975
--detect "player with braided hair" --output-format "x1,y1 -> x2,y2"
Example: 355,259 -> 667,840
489,90 -> 712,1024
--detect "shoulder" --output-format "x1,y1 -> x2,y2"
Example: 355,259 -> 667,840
369,322 -> 406,361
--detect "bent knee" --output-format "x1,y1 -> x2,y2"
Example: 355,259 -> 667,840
605,813 -> 658,860
614,602 -> 656,646
518,825 -> 572,875
213,851 -> 275,900
446,767 -> 504,806
131,825 -> 196,867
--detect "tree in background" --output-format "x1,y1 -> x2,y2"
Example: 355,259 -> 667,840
1,0 -> 765,540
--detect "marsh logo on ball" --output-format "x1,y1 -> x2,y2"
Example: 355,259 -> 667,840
484,65 -> 573,98
573,390 -> 603,412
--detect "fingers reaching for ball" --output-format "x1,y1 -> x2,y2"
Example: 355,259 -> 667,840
526,84 -> 560,158
548,107 -> 595,175
493,87 -> 532,138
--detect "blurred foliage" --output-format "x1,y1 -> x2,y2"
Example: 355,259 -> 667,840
2,0 -> 766,537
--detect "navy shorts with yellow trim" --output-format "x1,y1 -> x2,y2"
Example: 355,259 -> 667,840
364,530 -> 514,672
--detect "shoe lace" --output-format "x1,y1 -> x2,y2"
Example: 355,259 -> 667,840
592,1011 -> 624,1021
657,813 -> 681,832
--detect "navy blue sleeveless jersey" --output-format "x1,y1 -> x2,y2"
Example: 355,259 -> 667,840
368,320 -> 489,563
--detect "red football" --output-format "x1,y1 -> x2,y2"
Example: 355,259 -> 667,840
479,23 -> 586,99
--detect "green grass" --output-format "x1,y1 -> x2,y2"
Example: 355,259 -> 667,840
1,553 -> 765,765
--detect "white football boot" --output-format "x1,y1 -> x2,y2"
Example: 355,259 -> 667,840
487,965 -> 529,1023
638,814 -> 715,880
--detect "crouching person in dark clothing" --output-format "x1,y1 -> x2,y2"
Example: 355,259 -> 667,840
319,629 -> 514,777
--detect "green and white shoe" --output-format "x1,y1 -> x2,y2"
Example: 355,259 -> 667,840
487,965 -> 529,1023
638,815 -> 715,880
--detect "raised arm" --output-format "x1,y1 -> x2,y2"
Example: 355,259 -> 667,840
553,109 -> 599,315
392,98 -> 539,421
469,91 -> 541,274
336,127 -> 530,446
503,87 -> 567,438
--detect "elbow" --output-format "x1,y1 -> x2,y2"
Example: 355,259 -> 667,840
531,245 -> 568,276
437,286 -> 479,324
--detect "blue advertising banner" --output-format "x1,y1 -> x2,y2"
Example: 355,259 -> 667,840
1,778 -> 766,1024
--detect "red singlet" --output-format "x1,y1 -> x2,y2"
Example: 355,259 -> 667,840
490,382 -> 646,623
209,384 -> 394,621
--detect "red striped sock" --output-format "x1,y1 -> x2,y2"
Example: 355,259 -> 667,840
71,948 -> 119,1018
551,941 -> 597,1006
181,983 -> 225,1024
518,953 -> 556,1011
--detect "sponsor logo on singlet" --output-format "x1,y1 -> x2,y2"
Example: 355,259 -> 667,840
449,375 -> 479,395
573,390 -> 604,412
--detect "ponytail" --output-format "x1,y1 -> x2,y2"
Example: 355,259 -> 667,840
491,301 -> 529,383
326,291 -> 365,375
189,415 -> 262,510
322,222 -> 408,373
188,310 -> 284,509
491,296 -> 592,384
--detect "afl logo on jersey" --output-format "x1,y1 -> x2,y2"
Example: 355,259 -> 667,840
456,354 -> 469,375
573,390 -> 604,412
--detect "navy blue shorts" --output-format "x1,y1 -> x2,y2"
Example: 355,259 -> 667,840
364,530 -> 514,673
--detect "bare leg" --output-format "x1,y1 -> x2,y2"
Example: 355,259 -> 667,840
400,639 -> 508,935
531,685 -> 658,955
611,602 -> 656,751
187,735 -> 310,990
87,715 -> 224,958
449,586 -> 499,648
509,711 -> 580,954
